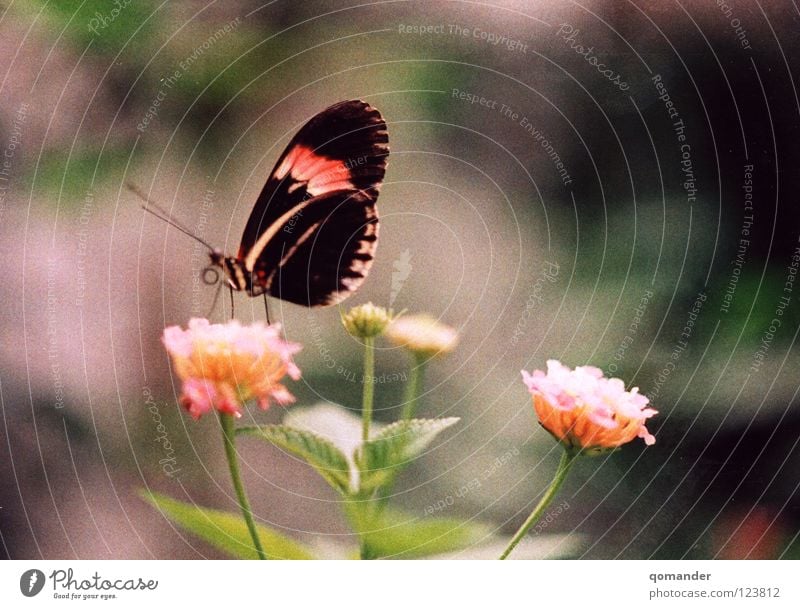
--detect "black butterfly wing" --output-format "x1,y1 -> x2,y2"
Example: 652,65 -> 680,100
238,99 -> 388,263
247,189 -> 379,306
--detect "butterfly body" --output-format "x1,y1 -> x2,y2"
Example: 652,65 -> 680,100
208,99 -> 388,307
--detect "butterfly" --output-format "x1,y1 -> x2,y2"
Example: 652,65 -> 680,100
214,99 -> 389,308
135,99 -> 389,312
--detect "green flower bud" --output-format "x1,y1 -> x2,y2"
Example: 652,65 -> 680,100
342,302 -> 392,338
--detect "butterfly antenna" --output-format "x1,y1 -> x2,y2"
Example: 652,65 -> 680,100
126,182 -> 215,251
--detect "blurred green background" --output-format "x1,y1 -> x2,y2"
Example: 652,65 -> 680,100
1,0 -> 799,559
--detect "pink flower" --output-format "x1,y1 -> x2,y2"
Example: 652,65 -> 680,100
522,360 -> 657,450
162,318 -> 301,419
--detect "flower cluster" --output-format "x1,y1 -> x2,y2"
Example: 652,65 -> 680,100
162,318 -> 301,419
522,360 -> 657,451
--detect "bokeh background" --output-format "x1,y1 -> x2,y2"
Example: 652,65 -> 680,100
1,0 -> 799,559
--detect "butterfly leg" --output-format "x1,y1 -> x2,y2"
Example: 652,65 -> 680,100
263,293 -> 271,324
229,285 -> 235,320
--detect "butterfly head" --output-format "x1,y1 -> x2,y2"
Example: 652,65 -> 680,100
208,248 -> 225,268
201,250 -> 223,287
205,248 -> 249,292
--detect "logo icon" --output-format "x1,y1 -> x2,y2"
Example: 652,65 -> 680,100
20,569 -> 45,597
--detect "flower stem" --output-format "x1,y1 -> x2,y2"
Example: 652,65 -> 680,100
219,412 -> 267,560
499,449 -> 578,560
361,336 -> 375,443
400,354 -> 425,420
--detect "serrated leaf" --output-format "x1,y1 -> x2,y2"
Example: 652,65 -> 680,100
281,402 -> 385,492
358,508 -> 491,559
356,417 -> 459,492
140,491 -> 314,560
237,425 -> 351,494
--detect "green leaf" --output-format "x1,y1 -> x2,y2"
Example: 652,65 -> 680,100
358,508 -> 491,559
356,417 -> 460,492
140,491 -> 314,560
237,425 -> 352,495
282,402 -> 385,492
